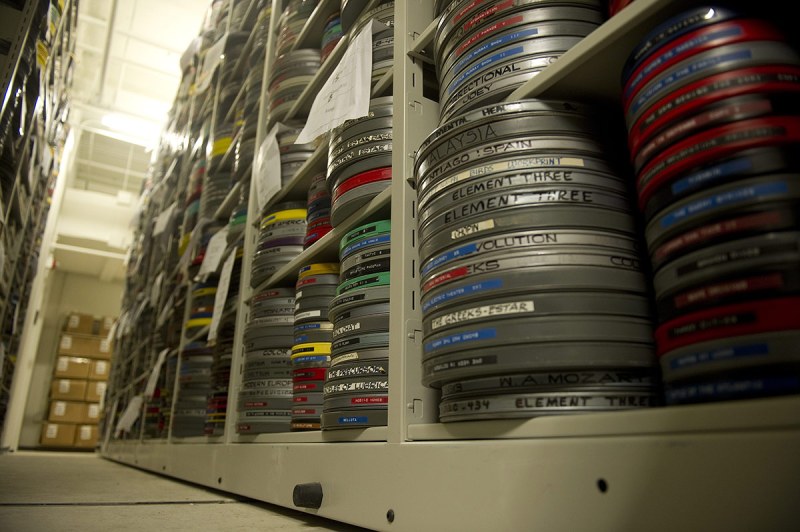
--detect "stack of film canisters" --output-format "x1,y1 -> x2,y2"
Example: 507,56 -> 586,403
323,220 -> 391,429
347,1 -> 394,87
268,48 -> 321,124
162,355 -> 176,433
182,158 -> 205,236
305,172 -> 333,248
414,99 -> 661,421
209,125 -> 233,174
608,0 -> 635,17
321,11 -> 344,63
274,0 -> 319,57
200,160 -> 232,222
205,315 -> 235,436
251,201 -> 307,289
227,192 -> 248,245
237,287 -> 295,434
185,280 -> 217,339
173,342 -> 214,437
242,61 -> 264,142
434,0 -> 606,124
231,0 -> 256,31
277,121 -> 317,186
291,263 -> 340,430
621,5 -> 800,406
144,386 -> 167,438
433,0 -> 450,17
372,25 -> 394,87
327,97 -> 393,227
233,133 -> 255,185
350,0 -> 394,34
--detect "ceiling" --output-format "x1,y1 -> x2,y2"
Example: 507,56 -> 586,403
51,0 -> 212,280
68,0 -> 211,194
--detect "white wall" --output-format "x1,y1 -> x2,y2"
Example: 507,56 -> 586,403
19,271 -> 124,448
58,188 -> 138,250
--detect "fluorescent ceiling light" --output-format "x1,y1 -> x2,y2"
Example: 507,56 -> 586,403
100,113 -> 162,144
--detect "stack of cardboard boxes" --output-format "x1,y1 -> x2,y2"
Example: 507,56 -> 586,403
39,312 -> 115,449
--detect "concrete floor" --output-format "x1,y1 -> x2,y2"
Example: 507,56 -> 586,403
0,450 -> 373,531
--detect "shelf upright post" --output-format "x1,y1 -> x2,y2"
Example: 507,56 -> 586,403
387,0 -> 441,442
223,0 -> 284,443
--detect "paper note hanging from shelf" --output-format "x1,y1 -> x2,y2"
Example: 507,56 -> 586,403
144,348 -> 170,399
150,272 -> 163,308
178,217 -> 212,270
208,246 -> 237,342
197,226 -> 230,279
295,19 -> 382,144
106,321 -> 117,345
156,294 -> 174,327
153,202 -> 176,236
194,34 -> 228,93
254,124 -> 281,214
115,395 -> 143,435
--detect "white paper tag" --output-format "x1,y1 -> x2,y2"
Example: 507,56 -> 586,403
153,202 -> 176,236
197,226 -> 230,278
100,339 -> 110,353
54,402 -> 66,416
94,361 -> 108,376
157,294 -> 174,327
115,395 -> 143,434
180,36 -> 201,73
87,404 -> 100,419
46,424 -> 58,438
58,380 -> 70,393
68,315 -> 80,328
295,310 -> 321,321
195,34 -> 227,93
80,426 -> 92,440
295,19 -> 379,144
60,336 -> 72,350
254,125 -> 282,214
57,357 -> 68,371
150,273 -> 163,308
115,311 -> 127,340
208,247 -> 237,342
42,143 -> 53,176
144,348 -> 169,399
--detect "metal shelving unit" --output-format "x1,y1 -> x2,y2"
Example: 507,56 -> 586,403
99,1 -> 800,530
1,0 -> 78,448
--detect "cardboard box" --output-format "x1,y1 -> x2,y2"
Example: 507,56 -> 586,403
73,424 -> 99,448
88,359 -> 110,381
48,401 -> 101,424
52,356 -> 91,380
58,333 -> 113,360
40,423 -> 77,447
64,313 -> 96,335
48,401 -> 85,423
64,313 -> 116,336
50,379 -> 88,401
84,380 -> 107,402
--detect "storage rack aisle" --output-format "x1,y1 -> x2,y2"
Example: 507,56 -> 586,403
100,1 -> 800,531
0,0 -> 78,448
